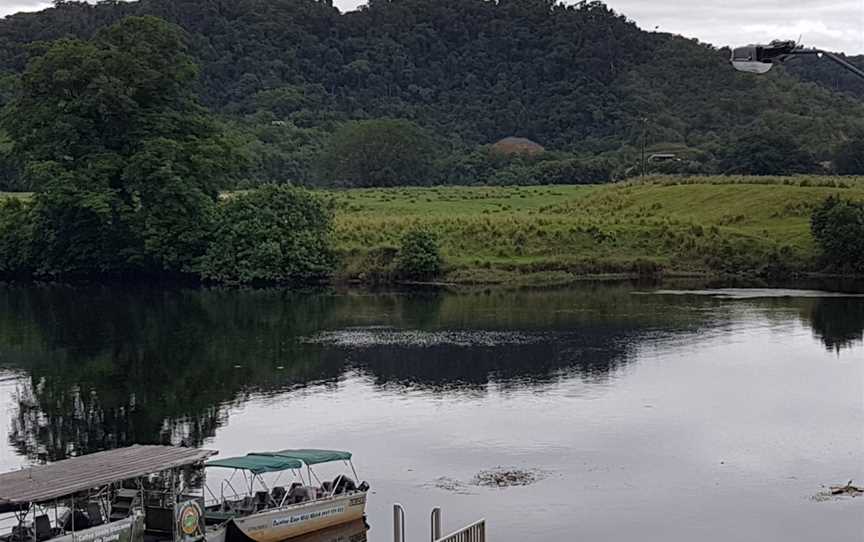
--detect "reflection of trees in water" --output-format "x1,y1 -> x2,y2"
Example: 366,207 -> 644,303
806,298 -> 864,352
0,283 -> 727,461
9,380 -> 225,462
0,286 -> 347,462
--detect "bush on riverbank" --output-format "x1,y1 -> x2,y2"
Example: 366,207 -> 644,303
199,186 -> 336,284
395,229 -> 442,280
811,195 -> 864,272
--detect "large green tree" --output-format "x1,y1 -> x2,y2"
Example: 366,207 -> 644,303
833,136 -> 864,175
2,16 -> 238,276
319,119 -> 436,187
721,129 -> 817,176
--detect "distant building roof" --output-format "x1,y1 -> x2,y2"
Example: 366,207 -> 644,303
490,137 -> 545,156
649,153 -> 677,162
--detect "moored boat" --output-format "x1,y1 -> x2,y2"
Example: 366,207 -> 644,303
203,449 -> 369,542
0,445 -> 216,542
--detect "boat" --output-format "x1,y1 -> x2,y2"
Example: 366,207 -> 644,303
0,445 -> 217,542
202,449 -> 369,542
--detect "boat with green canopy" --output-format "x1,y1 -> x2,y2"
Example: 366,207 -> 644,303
203,449 -> 368,542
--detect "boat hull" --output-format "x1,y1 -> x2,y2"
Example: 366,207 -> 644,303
51,514 -> 146,542
229,493 -> 366,542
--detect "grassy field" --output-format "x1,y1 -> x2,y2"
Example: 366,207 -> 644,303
4,177 -> 862,285
0,192 -> 31,200
328,176 -> 864,284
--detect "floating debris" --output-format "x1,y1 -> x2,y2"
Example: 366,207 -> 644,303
303,328 -> 546,349
427,468 -> 546,493
428,477 -> 476,495
813,481 -> 863,501
471,467 -> 546,488
830,481 -> 863,497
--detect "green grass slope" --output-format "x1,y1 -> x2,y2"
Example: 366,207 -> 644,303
329,176 -> 864,284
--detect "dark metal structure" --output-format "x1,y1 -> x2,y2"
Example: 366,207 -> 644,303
731,40 -> 864,81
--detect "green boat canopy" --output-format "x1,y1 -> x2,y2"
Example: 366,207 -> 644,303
206,454 -> 303,474
251,449 -> 352,466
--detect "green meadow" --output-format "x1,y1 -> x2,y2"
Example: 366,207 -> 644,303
328,176 -> 864,284
4,176 -> 862,285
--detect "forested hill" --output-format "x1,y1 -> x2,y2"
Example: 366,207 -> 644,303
2,0 -> 864,187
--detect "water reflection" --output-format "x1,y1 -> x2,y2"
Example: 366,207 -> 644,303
806,298 -> 864,352
282,520 -> 367,542
0,283 -> 861,463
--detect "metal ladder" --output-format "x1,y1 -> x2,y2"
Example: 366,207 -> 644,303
393,503 -> 486,542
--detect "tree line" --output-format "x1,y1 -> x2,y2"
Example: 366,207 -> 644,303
3,0 -> 864,190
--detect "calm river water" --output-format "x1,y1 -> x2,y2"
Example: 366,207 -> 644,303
0,282 -> 861,541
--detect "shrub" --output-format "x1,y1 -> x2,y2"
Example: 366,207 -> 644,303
0,199 -> 33,274
199,186 -> 336,284
811,195 -> 864,271
395,229 -> 442,280
531,158 -> 613,184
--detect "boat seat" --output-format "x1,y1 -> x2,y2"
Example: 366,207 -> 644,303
287,486 -> 315,504
55,509 -> 71,534
254,491 -> 271,511
333,475 -> 357,495
271,486 -> 286,505
72,510 -> 91,530
34,515 -> 51,542
87,503 -> 105,526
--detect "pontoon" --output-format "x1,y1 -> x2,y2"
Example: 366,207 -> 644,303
203,449 -> 368,542
0,445 -> 217,542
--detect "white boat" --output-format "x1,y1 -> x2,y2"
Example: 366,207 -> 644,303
203,449 -> 368,542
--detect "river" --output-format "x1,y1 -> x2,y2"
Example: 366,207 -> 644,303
0,282 -> 861,541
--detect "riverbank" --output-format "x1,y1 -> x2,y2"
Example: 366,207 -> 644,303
330,176 -> 864,285
3,176 -> 863,287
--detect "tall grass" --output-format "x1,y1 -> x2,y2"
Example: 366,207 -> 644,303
325,177 -> 864,282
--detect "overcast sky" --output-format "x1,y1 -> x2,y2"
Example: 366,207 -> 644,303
3,0 -> 864,54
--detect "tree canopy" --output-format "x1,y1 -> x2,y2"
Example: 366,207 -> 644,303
320,119 -> 435,187
2,0 -> 864,186
0,15 -> 334,283
2,16 -> 240,276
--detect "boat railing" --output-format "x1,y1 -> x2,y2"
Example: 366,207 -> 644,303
392,503 -> 406,542
392,504 -> 486,542
434,520 -> 486,542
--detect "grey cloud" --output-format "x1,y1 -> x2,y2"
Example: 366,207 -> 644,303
1,1 -> 53,18
604,0 -> 864,53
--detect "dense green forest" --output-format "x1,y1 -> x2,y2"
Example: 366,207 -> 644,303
3,0 -> 864,190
